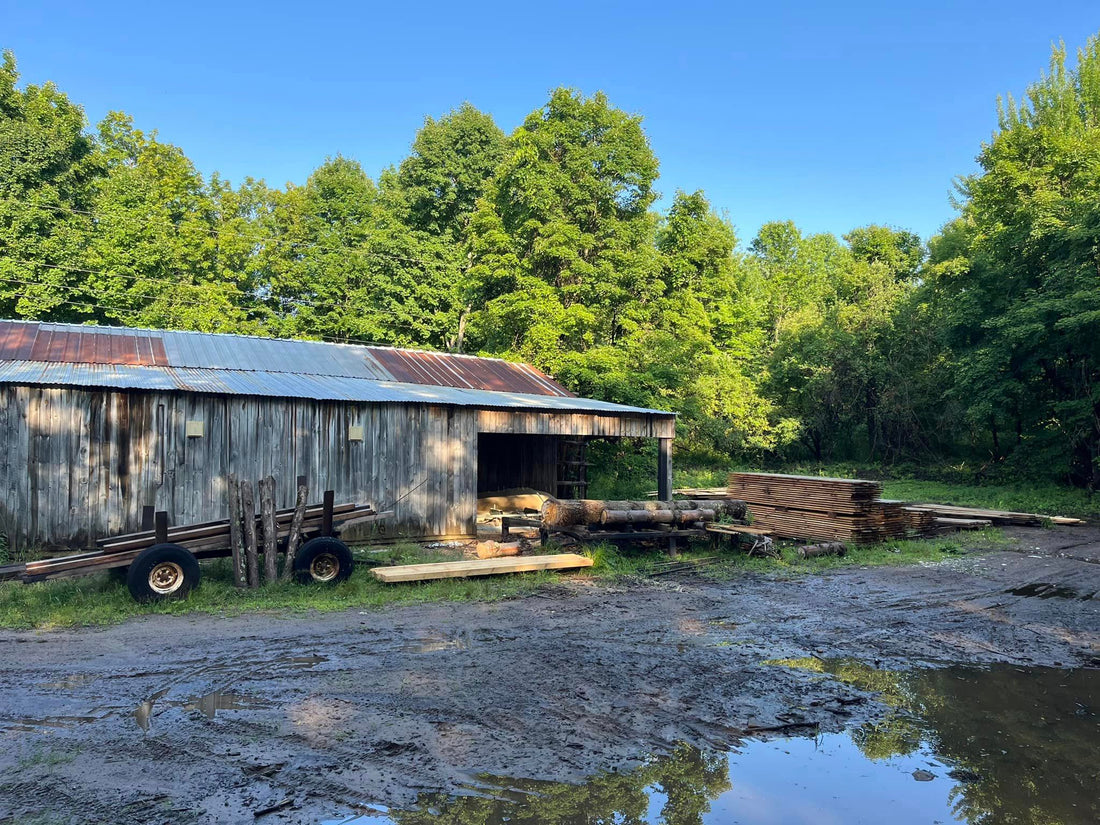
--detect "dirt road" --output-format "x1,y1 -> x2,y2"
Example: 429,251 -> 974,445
1,528 -> 1097,824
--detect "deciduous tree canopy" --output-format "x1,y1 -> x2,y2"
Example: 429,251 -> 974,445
3,35 -> 1100,485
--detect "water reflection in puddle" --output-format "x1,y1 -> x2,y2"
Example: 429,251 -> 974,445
184,690 -> 270,719
321,663 -> 1099,825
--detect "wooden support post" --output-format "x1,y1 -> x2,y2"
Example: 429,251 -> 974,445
240,480 -> 259,588
260,476 -> 277,585
281,475 -> 308,581
141,506 -> 155,531
322,489 -> 334,537
658,438 -> 673,503
154,511 -> 168,545
227,474 -> 245,588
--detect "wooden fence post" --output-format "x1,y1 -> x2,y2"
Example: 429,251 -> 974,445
240,480 -> 259,588
260,476 -> 277,585
281,475 -> 308,581
322,489 -> 334,537
228,473 -> 245,587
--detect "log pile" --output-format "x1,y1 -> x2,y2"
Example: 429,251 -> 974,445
541,498 -> 746,529
728,473 -> 920,543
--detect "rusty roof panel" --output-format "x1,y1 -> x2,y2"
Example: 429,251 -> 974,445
365,347 -> 573,397
0,321 -> 37,361
6,322 -> 168,367
0,320 -> 656,412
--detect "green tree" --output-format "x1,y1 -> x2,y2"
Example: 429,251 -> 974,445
465,88 -> 663,377
0,49 -> 100,319
262,156 -> 459,346
939,36 -> 1100,485
388,102 -> 507,241
82,112 -> 263,331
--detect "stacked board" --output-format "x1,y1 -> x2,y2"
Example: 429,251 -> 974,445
729,473 -> 916,543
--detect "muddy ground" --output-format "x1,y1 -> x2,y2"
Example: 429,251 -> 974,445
1,526 -> 1098,824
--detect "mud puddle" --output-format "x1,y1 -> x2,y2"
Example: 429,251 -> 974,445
322,663 -> 1099,825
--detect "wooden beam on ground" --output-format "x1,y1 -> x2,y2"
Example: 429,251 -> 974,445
371,553 -> 594,583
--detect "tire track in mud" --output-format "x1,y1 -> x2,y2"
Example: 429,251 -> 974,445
1,534 -> 1098,823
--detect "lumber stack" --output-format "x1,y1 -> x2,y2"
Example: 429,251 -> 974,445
728,473 -> 916,543
905,503 -> 1083,527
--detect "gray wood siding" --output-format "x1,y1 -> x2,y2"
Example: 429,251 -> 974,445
477,409 -> 675,438
0,387 -> 478,549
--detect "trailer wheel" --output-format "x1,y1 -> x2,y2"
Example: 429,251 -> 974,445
127,543 -> 200,603
293,537 -> 353,585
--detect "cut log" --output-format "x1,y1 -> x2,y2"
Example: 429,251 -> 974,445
475,540 -> 523,559
797,542 -> 848,558
601,509 -> 676,525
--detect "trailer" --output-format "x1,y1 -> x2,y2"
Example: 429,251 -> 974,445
0,492 -> 387,603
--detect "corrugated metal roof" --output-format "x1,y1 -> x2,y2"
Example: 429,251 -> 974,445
0,321 -> 673,417
0,361 -> 665,415
0,321 -> 574,395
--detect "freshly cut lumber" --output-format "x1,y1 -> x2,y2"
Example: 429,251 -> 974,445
705,523 -> 773,537
908,503 -> 1082,527
371,553 -> 593,583
729,472 -> 882,516
934,516 -> 992,530
645,487 -> 728,499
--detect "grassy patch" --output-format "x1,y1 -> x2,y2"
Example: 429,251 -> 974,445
0,543 -> 562,631
699,528 -> 1008,579
0,530 -> 1007,631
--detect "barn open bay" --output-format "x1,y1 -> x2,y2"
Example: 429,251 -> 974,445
1,527 -> 1096,824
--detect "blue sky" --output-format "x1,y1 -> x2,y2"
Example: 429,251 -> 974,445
3,1 -> 1098,242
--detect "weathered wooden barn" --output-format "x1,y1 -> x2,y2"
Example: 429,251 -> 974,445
0,321 -> 675,549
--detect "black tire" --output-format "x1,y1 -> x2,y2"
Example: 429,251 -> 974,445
293,536 -> 353,585
126,543 -> 201,603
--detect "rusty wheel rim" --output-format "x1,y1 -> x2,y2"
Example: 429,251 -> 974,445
149,561 -> 184,595
310,553 -> 340,582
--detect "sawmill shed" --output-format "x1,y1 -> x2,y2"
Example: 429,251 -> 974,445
0,321 -> 676,549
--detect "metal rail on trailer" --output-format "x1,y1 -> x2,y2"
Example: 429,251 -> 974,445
0,493 -> 388,602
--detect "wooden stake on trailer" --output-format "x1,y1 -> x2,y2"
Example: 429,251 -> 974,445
227,474 -> 245,587
154,511 -> 168,545
240,480 -> 259,588
322,490 -> 335,537
281,475 -> 308,581
260,476 -> 278,585
141,506 -> 155,531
